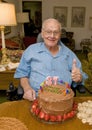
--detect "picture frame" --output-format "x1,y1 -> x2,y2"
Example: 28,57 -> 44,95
71,7 -> 86,27
54,6 -> 68,27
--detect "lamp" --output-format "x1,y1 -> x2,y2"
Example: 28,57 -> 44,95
16,12 -> 29,37
0,1 -> 17,65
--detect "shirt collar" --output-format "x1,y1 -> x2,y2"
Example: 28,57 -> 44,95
36,42 -> 47,53
36,41 -> 70,57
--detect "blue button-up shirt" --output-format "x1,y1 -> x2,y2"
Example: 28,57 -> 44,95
14,41 -> 87,94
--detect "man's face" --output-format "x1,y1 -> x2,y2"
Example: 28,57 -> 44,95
41,21 -> 61,47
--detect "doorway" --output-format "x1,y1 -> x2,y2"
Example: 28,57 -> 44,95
22,1 -> 42,37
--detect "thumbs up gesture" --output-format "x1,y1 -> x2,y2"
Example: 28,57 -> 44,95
71,59 -> 82,82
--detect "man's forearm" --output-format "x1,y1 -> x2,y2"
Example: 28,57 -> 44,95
20,77 -> 32,92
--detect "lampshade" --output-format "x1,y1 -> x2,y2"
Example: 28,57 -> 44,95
89,17 -> 92,29
0,2 -> 17,65
17,12 -> 29,23
0,3 -> 17,26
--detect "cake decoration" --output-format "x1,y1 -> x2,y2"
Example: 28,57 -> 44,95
31,76 -> 77,123
40,76 -> 71,95
40,86 -> 43,92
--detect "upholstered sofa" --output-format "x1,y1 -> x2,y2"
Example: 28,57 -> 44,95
0,37 -> 20,50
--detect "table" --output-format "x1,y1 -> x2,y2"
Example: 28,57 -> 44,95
0,97 -> 92,130
0,70 -> 19,90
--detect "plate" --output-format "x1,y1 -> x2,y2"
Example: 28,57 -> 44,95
30,99 -> 77,124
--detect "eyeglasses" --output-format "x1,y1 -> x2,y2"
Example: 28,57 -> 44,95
43,29 -> 61,36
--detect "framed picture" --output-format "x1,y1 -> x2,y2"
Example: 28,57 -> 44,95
54,6 -> 68,27
71,7 -> 86,27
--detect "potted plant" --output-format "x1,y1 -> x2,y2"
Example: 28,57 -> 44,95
82,52 -> 92,93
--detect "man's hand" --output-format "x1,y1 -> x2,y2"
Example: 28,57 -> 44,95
71,59 -> 82,83
23,87 -> 36,101
20,77 -> 36,101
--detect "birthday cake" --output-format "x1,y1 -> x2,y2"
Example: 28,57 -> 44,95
31,77 -> 77,123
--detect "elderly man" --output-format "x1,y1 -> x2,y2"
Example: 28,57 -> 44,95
14,18 -> 87,101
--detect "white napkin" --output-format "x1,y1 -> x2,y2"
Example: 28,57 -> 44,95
7,62 -> 20,70
0,66 -> 6,72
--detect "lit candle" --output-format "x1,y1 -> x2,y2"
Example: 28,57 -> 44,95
40,86 -> 43,92
46,76 -> 53,85
53,76 -> 58,85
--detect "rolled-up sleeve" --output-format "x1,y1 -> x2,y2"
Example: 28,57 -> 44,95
14,52 -> 31,79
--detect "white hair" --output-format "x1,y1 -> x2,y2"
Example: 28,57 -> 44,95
42,18 -> 62,31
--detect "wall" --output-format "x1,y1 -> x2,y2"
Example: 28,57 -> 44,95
4,0 -> 92,50
42,0 -> 92,50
